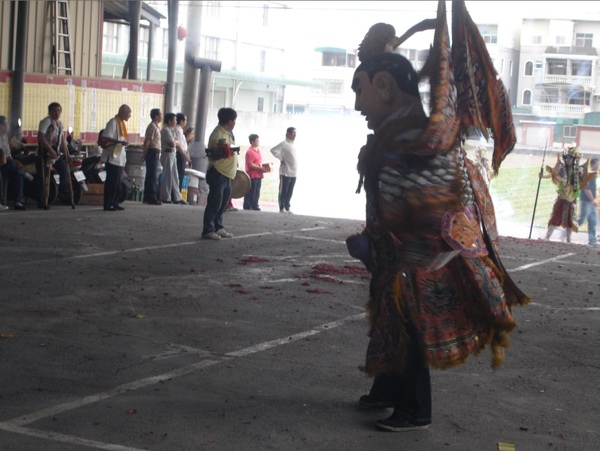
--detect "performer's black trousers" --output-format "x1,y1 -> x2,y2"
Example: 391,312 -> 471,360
369,325 -> 432,423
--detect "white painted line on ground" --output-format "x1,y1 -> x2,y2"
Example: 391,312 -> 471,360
508,253 -> 577,272
2,359 -> 223,428
0,424 -> 145,451
1,227 -> 333,269
280,234 -> 347,244
528,302 -> 600,312
0,312 -> 366,449
225,313 -> 365,358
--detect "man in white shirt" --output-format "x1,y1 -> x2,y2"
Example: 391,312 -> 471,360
175,113 -> 192,192
270,127 -> 297,213
36,102 -> 71,209
101,104 -> 131,211
0,115 -> 28,210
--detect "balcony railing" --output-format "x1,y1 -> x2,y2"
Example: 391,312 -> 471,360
532,103 -> 591,117
542,75 -> 593,86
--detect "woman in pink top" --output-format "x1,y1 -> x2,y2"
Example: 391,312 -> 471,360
243,134 -> 267,210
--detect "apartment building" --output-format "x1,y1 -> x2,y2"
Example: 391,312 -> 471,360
99,2 -> 600,149
516,17 -> 600,148
101,1 -> 320,113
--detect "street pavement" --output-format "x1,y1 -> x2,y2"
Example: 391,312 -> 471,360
0,201 -> 598,451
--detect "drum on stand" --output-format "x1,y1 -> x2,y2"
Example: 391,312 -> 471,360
124,146 -> 146,191
184,168 -> 205,204
230,169 -> 251,199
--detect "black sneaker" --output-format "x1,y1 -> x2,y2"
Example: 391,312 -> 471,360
376,415 -> 430,432
14,202 -> 26,211
359,394 -> 394,409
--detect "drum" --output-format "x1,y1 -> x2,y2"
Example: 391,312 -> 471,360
124,147 -> 146,191
230,169 -> 251,199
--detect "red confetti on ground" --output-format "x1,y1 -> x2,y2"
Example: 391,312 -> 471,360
311,263 -> 368,276
259,286 -> 275,289
237,256 -> 271,265
226,283 -> 242,288
312,275 -> 342,284
307,288 -> 333,294
235,290 -> 251,295
302,263 -> 370,283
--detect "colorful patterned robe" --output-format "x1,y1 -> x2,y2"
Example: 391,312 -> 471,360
353,116 -> 529,376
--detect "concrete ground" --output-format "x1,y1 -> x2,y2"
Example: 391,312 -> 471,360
0,200 -> 598,451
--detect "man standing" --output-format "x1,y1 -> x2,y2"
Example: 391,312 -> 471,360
347,48 -> 528,431
175,113 -> 192,192
36,102 -> 71,209
142,108 -> 162,205
101,104 -> 131,211
201,107 -> 238,240
160,112 -> 187,205
243,133 -> 267,211
270,127 -> 297,214
578,157 -> 599,245
0,115 -> 27,210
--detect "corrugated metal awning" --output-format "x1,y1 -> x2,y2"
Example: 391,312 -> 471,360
103,1 -> 165,27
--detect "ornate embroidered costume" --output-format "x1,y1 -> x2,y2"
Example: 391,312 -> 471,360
544,146 -> 588,236
350,1 -> 529,378
356,117 -> 528,375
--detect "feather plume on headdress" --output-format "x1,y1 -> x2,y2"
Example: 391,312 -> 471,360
356,0 -> 517,173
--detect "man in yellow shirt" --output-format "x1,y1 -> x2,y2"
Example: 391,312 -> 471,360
202,108 -> 238,240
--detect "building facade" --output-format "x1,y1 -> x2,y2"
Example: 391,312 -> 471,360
516,17 -> 600,148
102,1 -> 321,114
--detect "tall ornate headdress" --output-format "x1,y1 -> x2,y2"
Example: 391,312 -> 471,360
356,0 -> 516,175
562,145 -> 581,160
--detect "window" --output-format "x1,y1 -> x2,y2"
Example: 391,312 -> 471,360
206,1 -> 221,17
260,50 -> 266,72
525,61 -> 533,76
572,60 -> 592,76
162,29 -> 169,59
478,25 -> 498,44
523,90 -> 532,105
568,90 -> 589,106
257,97 -> 264,112
286,104 -> 305,114
103,22 -> 119,54
575,33 -> 593,48
547,59 -> 567,75
321,52 -> 348,67
263,4 -> 269,27
564,125 -> 577,140
316,79 -> 344,95
532,36 -> 542,44
174,83 -> 181,107
203,36 -> 219,60
347,54 -> 356,68
509,61 -> 513,77
138,27 -> 149,58
555,36 -> 565,45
